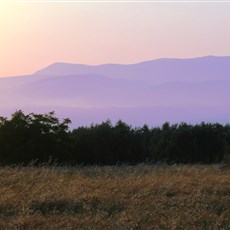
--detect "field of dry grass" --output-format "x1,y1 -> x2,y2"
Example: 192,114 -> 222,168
0,164 -> 229,229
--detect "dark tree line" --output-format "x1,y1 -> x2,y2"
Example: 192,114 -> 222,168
0,111 -> 230,165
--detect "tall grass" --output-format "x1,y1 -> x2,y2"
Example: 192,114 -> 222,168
0,164 -> 229,229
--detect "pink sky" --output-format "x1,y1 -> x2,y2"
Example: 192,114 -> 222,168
1,2 -> 230,77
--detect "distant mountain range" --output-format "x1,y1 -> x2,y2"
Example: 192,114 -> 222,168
1,56 -> 230,127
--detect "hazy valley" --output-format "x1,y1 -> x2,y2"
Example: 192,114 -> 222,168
1,56 -> 230,127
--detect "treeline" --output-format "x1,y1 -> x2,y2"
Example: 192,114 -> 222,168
0,111 -> 229,165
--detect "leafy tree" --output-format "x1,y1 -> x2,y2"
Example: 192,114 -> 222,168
0,110 -> 71,164
0,110 -> 229,165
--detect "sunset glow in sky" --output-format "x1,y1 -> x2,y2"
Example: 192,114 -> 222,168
1,2 -> 230,76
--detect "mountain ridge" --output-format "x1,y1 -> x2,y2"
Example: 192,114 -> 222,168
1,55 -> 230,126
32,56 -> 230,83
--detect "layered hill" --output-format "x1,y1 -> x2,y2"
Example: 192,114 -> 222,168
1,56 -> 230,127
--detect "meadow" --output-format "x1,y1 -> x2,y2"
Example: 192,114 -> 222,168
0,164 -> 229,229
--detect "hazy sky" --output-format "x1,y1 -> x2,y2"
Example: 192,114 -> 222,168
0,1 -> 230,76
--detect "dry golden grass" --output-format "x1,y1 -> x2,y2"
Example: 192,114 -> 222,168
0,164 -> 229,229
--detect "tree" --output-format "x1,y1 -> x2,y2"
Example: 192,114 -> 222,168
0,110 -> 71,165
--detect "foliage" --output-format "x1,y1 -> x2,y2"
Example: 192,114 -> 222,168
0,110 -> 230,165
0,110 -> 71,165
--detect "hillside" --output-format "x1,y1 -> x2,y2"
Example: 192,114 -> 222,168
1,56 -> 230,127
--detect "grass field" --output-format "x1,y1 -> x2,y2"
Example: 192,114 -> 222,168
0,164 -> 229,229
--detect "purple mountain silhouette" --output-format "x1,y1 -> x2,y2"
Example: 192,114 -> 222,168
1,56 -> 230,127
34,56 -> 230,83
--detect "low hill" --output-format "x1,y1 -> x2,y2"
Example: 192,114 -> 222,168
1,56 -> 230,126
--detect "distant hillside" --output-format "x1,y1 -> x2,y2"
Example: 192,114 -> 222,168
1,56 -> 230,126
34,56 -> 230,83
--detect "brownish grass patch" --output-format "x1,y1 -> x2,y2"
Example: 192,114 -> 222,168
0,164 -> 229,229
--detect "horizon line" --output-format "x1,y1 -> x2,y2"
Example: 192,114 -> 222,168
1,55 -> 230,78
40,55 -> 229,67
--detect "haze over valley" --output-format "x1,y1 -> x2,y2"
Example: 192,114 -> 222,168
1,56 -> 230,127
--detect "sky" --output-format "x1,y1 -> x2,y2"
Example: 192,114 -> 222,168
0,1 -> 230,77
